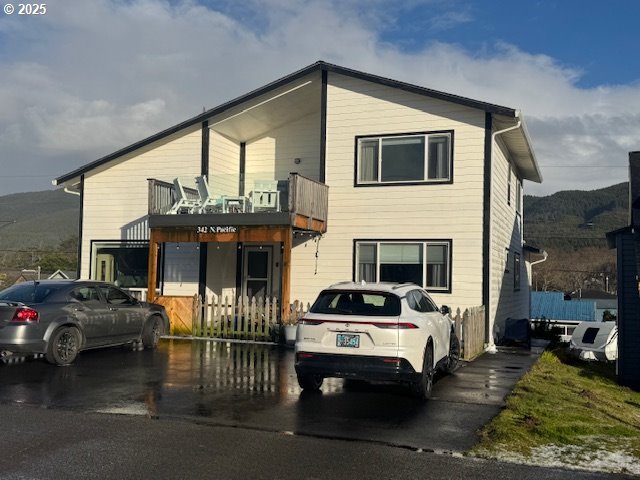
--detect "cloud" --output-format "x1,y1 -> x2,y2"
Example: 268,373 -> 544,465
0,0 -> 639,197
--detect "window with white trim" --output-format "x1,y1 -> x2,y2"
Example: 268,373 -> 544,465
355,241 -> 451,291
357,132 -> 452,184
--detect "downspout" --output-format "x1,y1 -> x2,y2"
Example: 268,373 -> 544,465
64,187 -> 81,196
530,250 -> 548,267
486,113 -> 522,353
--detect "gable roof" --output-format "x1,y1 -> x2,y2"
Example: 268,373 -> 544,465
54,61 -> 534,186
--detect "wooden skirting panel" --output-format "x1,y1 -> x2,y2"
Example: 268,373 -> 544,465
154,295 -> 196,335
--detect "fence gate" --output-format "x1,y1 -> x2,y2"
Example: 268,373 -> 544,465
451,306 -> 486,360
192,295 -> 279,341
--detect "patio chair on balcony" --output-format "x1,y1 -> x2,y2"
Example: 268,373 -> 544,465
168,177 -> 201,214
249,180 -> 280,212
195,175 -> 223,214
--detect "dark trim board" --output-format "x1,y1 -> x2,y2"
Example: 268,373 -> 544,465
482,112 -> 493,344
201,121 -> 209,176
319,69 -> 327,183
235,242 -> 243,297
198,243 -> 208,299
239,142 -> 246,196
76,175 -> 84,279
54,61 -> 517,186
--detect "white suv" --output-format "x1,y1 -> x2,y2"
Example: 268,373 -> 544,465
294,282 -> 460,399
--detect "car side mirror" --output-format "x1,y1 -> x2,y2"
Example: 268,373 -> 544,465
440,305 -> 450,315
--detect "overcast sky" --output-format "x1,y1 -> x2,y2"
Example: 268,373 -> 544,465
1,0 -> 639,197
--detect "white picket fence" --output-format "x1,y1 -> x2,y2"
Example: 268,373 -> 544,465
193,295 -> 281,340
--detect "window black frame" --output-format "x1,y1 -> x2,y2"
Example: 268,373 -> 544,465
354,130 -> 454,187
89,240 -> 152,289
352,239 -> 453,294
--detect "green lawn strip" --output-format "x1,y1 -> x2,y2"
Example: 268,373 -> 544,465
471,349 -> 640,459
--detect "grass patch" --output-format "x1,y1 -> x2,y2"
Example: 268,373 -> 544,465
472,349 -> 640,461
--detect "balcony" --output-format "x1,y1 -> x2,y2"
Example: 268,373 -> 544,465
148,172 -> 328,233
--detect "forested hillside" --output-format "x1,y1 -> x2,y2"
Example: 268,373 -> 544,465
0,189 -> 78,285
523,182 -> 627,293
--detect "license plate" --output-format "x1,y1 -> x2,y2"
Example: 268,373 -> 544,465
336,333 -> 360,348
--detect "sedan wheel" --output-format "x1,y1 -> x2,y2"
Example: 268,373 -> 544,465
142,316 -> 163,349
46,326 -> 81,366
411,342 -> 434,400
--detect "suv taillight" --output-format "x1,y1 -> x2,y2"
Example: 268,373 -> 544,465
12,307 -> 39,323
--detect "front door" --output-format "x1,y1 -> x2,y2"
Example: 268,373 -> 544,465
243,246 -> 272,299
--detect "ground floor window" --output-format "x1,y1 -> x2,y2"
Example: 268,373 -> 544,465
354,240 -> 451,292
91,241 -> 149,288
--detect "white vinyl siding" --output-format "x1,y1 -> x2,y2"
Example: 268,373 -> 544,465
290,72 -> 485,311
81,126 -> 202,281
245,111 -> 321,186
209,131 -> 240,197
490,137 -> 529,340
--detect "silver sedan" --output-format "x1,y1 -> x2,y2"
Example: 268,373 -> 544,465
0,280 -> 169,365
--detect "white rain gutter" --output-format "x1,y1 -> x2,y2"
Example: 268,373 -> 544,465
64,187 -> 81,196
486,113 -> 522,353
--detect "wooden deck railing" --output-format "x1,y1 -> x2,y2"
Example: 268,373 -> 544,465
149,174 -> 329,225
288,173 -> 329,223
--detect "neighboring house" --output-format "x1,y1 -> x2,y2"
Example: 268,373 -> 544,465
47,269 -> 77,280
569,289 -> 617,320
606,151 -> 640,390
53,61 -> 542,344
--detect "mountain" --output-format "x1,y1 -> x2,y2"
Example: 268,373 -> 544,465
0,189 -> 79,253
524,182 -> 628,250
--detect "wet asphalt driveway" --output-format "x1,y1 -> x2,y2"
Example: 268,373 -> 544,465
0,339 -> 542,453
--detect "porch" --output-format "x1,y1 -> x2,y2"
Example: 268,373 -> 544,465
146,173 -> 328,331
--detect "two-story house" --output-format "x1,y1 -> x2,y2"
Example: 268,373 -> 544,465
53,61 -> 542,345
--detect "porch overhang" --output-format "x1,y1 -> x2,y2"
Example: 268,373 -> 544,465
148,211 -> 327,234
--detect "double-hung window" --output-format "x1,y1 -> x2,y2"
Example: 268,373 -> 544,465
357,132 -> 452,185
355,240 -> 451,292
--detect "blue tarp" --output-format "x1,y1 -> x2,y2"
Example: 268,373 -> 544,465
531,291 -> 596,321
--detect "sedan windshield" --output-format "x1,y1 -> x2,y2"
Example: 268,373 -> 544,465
310,290 -> 400,316
0,282 -> 66,304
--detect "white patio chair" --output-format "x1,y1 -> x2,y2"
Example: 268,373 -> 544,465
249,180 -> 280,212
168,177 -> 201,214
195,175 -> 223,214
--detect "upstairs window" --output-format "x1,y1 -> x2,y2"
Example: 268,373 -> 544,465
357,132 -> 452,185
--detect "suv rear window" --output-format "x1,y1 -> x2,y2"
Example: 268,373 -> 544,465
0,282 -> 66,303
310,290 -> 400,316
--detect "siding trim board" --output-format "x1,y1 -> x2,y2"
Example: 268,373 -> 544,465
239,142 -> 246,196
483,112 -> 492,344
54,61 -> 517,186
201,121 -> 209,176
319,69 -> 327,183
76,175 -> 84,279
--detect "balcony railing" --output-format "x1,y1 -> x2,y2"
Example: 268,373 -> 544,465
148,173 -> 328,223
